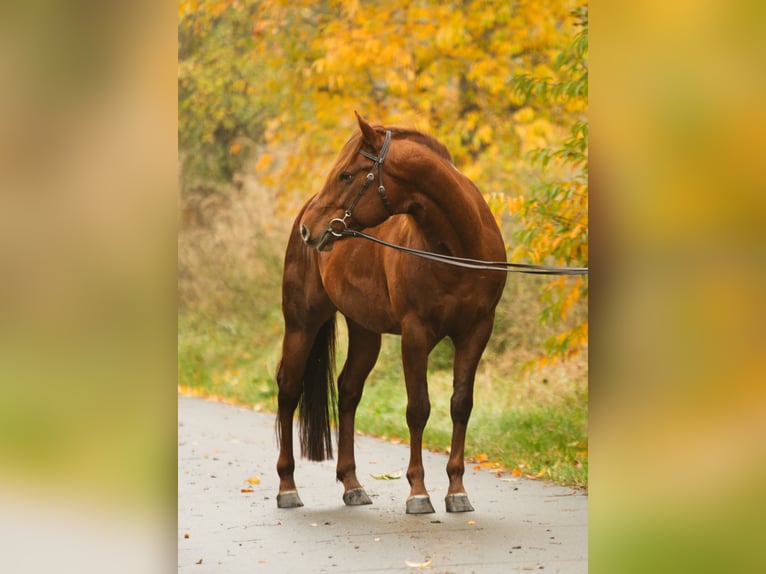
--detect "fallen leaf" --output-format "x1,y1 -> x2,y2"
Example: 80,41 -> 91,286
195,559 -> 203,565
467,520 -> 476,525
370,470 -> 402,480
241,488 -> 254,493
246,476 -> 261,485
183,533 -> 190,539
405,558 -> 432,568
511,468 -> 523,476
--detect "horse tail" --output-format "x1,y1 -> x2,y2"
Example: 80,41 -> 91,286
298,315 -> 338,461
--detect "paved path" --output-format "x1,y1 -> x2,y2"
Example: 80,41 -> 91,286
178,395 -> 587,573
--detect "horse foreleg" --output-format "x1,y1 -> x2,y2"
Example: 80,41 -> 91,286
401,321 -> 437,514
444,318 -> 494,512
336,319 -> 380,506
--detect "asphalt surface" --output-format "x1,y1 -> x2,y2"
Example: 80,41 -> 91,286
178,395 -> 587,573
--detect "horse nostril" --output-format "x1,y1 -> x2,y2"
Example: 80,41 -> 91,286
300,224 -> 310,243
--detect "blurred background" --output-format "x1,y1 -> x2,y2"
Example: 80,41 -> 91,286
177,0 -> 590,491
1,1 -> 764,573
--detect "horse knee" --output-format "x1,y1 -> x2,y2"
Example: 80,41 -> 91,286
406,398 -> 431,430
450,391 -> 473,424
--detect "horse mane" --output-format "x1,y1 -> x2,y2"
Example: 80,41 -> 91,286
385,126 -> 453,163
344,124 -> 453,164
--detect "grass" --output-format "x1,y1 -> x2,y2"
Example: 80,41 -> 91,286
178,177 -> 588,489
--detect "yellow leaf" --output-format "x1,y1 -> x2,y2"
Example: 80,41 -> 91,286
404,558 -> 432,568
246,476 -> 261,485
255,153 -> 272,172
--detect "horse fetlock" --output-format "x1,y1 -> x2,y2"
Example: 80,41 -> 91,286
335,462 -> 357,482
276,460 -> 295,480
405,467 -> 426,486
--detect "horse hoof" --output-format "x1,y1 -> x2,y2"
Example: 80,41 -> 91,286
276,490 -> 304,508
445,493 -> 475,513
406,495 -> 435,514
343,488 -> 372,506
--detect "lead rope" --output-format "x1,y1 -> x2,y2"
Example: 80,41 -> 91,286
340,228 -> 588,276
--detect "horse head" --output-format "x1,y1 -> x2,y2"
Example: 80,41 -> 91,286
299,112 -> 402,251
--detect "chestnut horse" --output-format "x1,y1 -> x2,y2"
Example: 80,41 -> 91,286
275,113 -> 507,514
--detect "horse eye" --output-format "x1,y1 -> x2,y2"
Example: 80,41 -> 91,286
339,172 -> 353,182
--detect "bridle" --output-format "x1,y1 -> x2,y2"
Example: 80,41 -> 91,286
328,130 -> 393,237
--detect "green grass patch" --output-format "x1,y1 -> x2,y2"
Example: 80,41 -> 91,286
178,312 -> 281,409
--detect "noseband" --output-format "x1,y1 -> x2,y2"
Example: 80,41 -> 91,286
329,130 -> 393,237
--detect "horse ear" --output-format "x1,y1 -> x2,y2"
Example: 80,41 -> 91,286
355,110 -> 381,147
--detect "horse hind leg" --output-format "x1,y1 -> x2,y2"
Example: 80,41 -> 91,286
336,319 -> 381,506
275,348 -> 303,508
275,319 -> 336,508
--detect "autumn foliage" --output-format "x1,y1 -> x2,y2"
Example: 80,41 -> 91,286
179,0 -> 588,361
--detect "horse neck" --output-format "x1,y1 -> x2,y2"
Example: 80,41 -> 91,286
402,158 -> 502,260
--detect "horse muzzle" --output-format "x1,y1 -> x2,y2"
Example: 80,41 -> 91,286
300,224 -> 335,252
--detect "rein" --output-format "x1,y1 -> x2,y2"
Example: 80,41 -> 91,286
326,129 -> 588,276
341,228 -> 588,275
